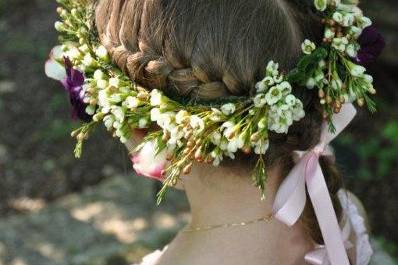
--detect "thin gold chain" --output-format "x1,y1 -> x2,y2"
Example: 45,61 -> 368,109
182,214 -> 273,233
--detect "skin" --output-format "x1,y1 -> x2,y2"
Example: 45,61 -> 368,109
126,138 -> 364,265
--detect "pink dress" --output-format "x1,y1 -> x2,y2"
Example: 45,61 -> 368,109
133,190 -> 373,265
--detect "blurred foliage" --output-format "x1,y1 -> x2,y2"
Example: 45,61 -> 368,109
0,0 -> 397,261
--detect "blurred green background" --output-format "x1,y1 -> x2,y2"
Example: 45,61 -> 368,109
0,0 -> 397,264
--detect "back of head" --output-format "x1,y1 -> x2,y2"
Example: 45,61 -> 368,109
95,0 -> 340,244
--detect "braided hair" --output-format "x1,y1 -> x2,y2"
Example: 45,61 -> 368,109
95,0 -> 343,244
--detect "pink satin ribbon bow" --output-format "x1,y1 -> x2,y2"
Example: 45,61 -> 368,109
272,104 -> 357,265
305,213 -> 354,265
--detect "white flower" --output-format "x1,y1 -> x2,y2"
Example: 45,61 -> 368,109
253,139 -> 269,155
292,101 -> 305,121
350,64 -> 366,77
138,118 -> 149,129
331,78 -> 343,90
54,21 -> 64,31
109,77 -> 120,88
226,136 -> 244,154
176,110 -> 189,124
111,106 -> 125,122
258,117 -> 268,129
157,112 -> 175,129
95,45 -> 109,61
265,86 -> 283,105
254,94 -> 267,108
255,80 -> 267,93
190,115 -> 205,133
211,131 -> 222,145
85,105 -> 96,115
150,108 -> 161,122
363,74 -> 373,84
324,28 -> 335,39
96,79 -> 108,89
103,115 -> 115,130
65,47 -> 82,61
314,0 -> 328,11
278,81 -> 292,95
349,26 -> 362,38
332,37 -> 349,52
357,16 -> 372,29
301,39 -> 316,55
332,12 -> 344,24
150,89 -> 163,107
93,69 -> 105,81
342,13 -> 355,27
82,53 -> 96,67
221,103 -> 236,115
125,96 -> 141,109
285,94 -> 297,106
211,150 -> 223,167
306,78 -> 316,89
266,61 -> 279,77
221,121 -> 236,139
346,43 -> 358,58
209,108 -> 223,122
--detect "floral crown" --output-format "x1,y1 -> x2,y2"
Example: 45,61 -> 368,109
46,0 -> 384,204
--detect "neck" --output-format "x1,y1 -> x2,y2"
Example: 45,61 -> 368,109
181,162 -> 283,228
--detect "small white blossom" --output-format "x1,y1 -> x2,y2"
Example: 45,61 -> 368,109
138,118 -> 149,129
350,64 -> 366,77
93,69 -> 105,81
346,43 -> 358,58
109,77 -> 120,88
211,131 -> 222,145
221,103 -> 236,115
306,78 -> 316,89
111,106 -> 125,122
301,39 -> 316,55
266,61 -> 279,77
254,94 -> 267,108
253,139 -> 269,155
150,89 -> 163,106
332,12 -> 344,24
314,0 -> 327,11
342,13 -> 355,27
357,16 -> 372,29
125,96 -> 141,109
176,110 -> 189,124
97,79 -> 108,89
103,115 -> 115,130
54,21 -> 64,31
324,28 -> 335,39
285,94 -> 297,106
265,86 -> 283,105
95,45 -> 109,61
82,53 -> 96,67
190,115 -> 205,133
150,108 -> 161,122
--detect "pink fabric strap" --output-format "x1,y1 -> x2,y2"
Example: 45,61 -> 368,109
272,104 -> 357,265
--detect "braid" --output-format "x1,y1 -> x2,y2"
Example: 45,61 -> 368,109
96,0 -> 241,101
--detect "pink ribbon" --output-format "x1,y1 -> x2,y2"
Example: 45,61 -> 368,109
305,214 -> 354,265
272,104 -> 357,265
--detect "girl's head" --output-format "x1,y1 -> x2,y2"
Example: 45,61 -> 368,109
95,0 -> 341,244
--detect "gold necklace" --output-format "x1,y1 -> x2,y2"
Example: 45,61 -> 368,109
182,214 -> 273,233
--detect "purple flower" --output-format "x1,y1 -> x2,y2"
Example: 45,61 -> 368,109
61,57 -> 92,122
45,47 -> 93,122
356,25 -> 385,66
